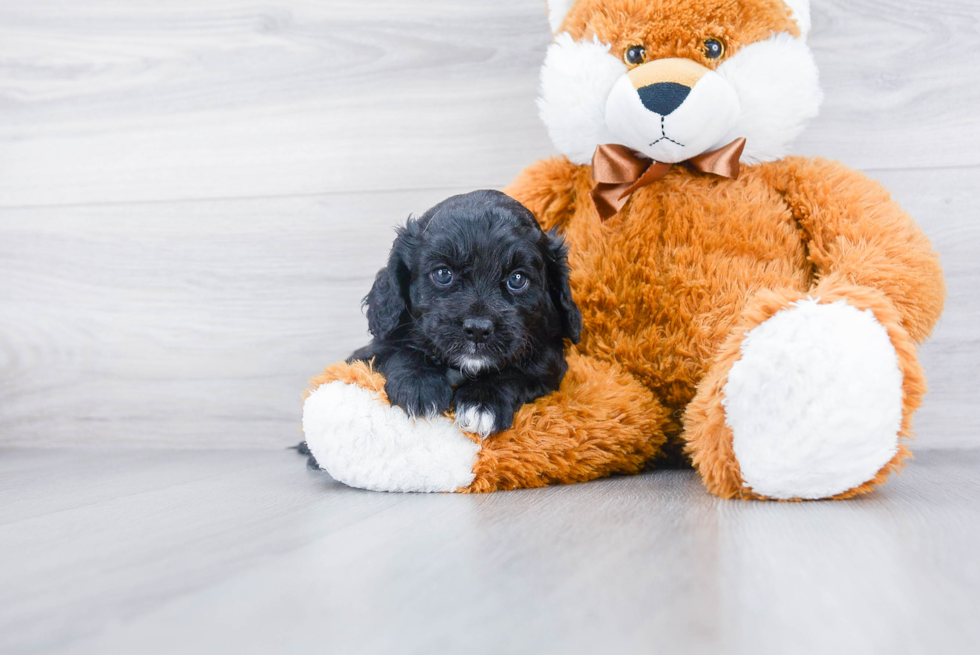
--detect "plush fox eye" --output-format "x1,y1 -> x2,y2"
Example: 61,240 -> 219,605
624,45 -> 647,66
703,38 -> 726,60
431,268 -> 453,286
507,272 -> 529,292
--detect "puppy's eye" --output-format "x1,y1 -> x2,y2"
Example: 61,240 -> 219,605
703,38 -> 726,60
507,272 -> 529,292
623,45 -> 647,67
431,268 -> 453,286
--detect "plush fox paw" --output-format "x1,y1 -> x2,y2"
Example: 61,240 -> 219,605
725,298 -> 904,499
687,287 -> 924,500
302,362 -> 480,493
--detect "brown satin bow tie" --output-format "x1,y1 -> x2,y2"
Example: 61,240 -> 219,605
591,137 -> 747,220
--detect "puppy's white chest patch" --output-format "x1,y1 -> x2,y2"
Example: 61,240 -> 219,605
459,356 -> 488,376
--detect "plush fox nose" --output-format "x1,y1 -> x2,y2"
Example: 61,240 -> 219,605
627,58 -> 710,116
463,318 -> 494,344
638,83 -> 691,116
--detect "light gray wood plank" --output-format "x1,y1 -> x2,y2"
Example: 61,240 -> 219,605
1,167 -> 977,449
0,187 -> 470,448
1,448 -> 978,654
869,167 -> 980,449
1,0 -> 979,207
0,0 -> 555,207
0,449 -> 409,654
0,448 -> 289,525
796,0 -> 980,169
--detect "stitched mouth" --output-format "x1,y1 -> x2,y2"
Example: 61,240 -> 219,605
649,116 -> 684,148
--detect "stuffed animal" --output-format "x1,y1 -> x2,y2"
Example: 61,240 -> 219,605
302,0 -> 945,500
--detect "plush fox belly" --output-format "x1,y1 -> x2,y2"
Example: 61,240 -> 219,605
505,151 -> 944,496
510,160 -> 810,415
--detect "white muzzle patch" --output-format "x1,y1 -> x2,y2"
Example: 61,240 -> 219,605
605,63 -> 741,164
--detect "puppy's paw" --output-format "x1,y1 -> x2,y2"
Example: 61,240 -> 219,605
452,384 -> 516,439
454,404 -> 499,439
385,373 -> 453,420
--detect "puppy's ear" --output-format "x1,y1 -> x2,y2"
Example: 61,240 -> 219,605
364,219 -> 417,340
544,229 -> 582,343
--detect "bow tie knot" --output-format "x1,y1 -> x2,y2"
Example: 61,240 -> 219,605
591,137 -> 747,220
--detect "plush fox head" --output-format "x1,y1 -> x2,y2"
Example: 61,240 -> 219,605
539,0 -> 822,165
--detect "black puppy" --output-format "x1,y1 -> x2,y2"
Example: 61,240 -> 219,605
349,189 -> 581,438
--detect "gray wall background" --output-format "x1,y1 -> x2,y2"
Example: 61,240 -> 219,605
0,0 -> 977,449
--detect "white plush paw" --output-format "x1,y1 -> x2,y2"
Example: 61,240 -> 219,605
302,381 -> 480,493
723,298 -> 904,500
454,404 -> 497,439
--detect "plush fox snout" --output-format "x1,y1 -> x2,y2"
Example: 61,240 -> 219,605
605,57 -> 740,164
628,58 -> 710,116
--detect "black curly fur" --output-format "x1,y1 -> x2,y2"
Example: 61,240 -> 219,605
348,190 -> 580,436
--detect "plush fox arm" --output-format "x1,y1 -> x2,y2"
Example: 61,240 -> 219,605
761,157 -> 946,343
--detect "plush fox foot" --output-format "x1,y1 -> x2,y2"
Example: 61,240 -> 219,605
302,352 -> 668,493
686,281 -> 926,500
302,364 -> 481,493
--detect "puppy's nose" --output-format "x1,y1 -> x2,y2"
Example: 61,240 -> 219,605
463,318 -> 494,344
627,58 -> 709,116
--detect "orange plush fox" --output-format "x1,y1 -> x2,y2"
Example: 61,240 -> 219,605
303,0 -> 945,500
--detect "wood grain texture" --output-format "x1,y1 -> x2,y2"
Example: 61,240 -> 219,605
0,188 -> 470,448
1,167 -> 976,449
0,0 -> 978,207
797,0 -> 980,169
0,0 -> 978,449
868,168 -> 980,449
0,0 -> 554,207
1,447 -> 979,654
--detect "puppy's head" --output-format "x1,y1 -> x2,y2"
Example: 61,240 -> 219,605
365,190 -> 581,374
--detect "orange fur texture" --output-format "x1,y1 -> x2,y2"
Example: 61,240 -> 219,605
465,352 -> 669,492
305,360 -> 388,403
306,1 -> 945,500
503,155 -> 944,498
560,0 -> 799,66
683,279 -> 926,500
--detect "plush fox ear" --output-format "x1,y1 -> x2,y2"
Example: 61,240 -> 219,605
783,0 -> 812,38
546,0 -> 578,34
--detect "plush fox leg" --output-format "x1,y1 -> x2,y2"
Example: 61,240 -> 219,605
302,362 -> 481,493
465,351 -> 669,492
684,278 -> 926,500
302,352 -> 669,493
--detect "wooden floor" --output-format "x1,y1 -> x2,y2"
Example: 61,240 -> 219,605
2,447 -> 979,654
